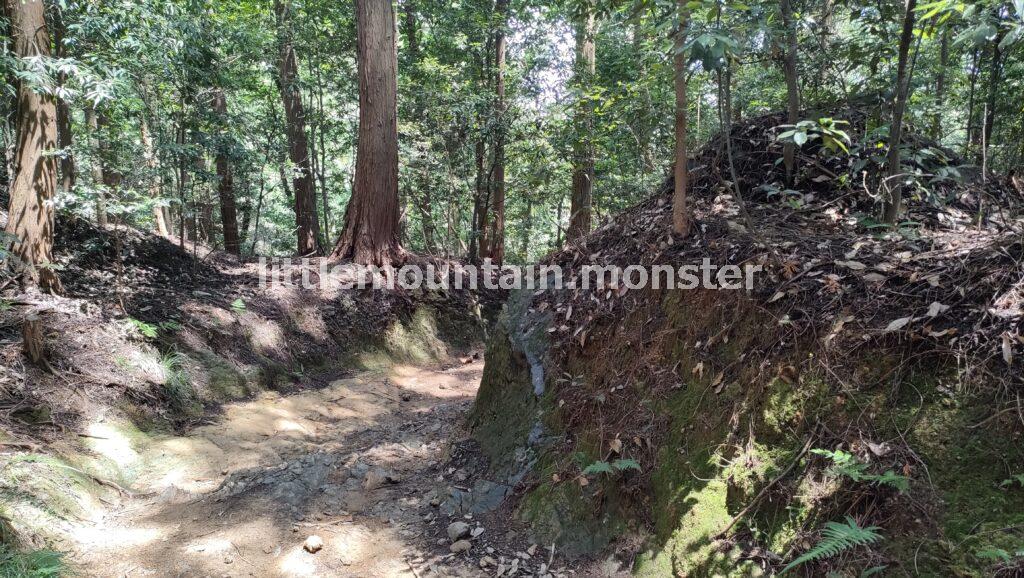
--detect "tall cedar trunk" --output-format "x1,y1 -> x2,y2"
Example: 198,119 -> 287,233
931,27 -> 949,140
85,108 -> 109,226
780,0 -> 800,182
488,0 -> 509,265
3,0 -> 62,293
982,27 -> 1004,167
471,133 -> 487,261
330,0 -> 403,266
671,2 -> 691,237
213,90 -> 240,255
141,116 -> 170,236
964,46 -> 980,157
567,4 -> 595,242
175,112 -> 189,247
274,0 -> 321,256
53,7 -> 75,197
881,0 -> 917,224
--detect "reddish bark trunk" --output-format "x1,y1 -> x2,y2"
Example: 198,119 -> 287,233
2,0 -> 62,293
671,2 -> 691,237
488,0 -> 509,265
213,90 -> 240,255
330,0 -> 403,266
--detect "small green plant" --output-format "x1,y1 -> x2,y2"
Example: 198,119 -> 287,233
1000,474 -> 1024,489
780,516 -> 883,574
812,448 -> 910,493
230,298 -> 246,313
582,458 -> 641,476
126,318 -> 180,340
777,118 -> 852,154
159,320 -> 182,333
0,544 -> 67,578
160,351 -> 196,411
127,317 -> 160,339
113,355 -> 133,370
976,546 -> 1024,564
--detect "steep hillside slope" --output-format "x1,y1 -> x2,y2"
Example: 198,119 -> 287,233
471,113 -> 1024,576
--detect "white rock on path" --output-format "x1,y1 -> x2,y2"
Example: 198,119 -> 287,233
303,535 -> 324,554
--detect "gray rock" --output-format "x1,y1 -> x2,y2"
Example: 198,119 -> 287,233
447,521 -> 470,541
449,540 -> 471,554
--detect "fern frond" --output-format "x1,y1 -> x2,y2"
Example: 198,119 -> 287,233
780,516 -> 883,574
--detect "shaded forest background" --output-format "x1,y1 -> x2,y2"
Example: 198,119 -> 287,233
2,0 -> 1023,265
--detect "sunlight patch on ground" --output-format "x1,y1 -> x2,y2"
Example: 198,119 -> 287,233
279,545 -> 318,577
71,524 -> 163,548
184,536 -> 234,554
85,422 -> 140,469
388,363 -> 480,399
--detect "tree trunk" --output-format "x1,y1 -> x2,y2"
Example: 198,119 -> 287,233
274,0 -> 321,256
488,0 -> 509,265
982,27 -> 1004,167
671,2 -> 691,237
98,111 -> 121,224
85,108 -> 109,227
141,116 -> 170,236
53,7 -> 75,197
213,90 -> 240,255
568,3 -> 595,242
470,133 -> 487,262
964,46 -> 980,157
330,0 -> 403,266
2,0 -> 62,293
881,0 -> 917,224
780,0 -> 800,182
930,27 -> 948,140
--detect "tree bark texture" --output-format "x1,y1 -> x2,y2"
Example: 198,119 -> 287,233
568,3 -> 595,242
275,0 -> 321,255
3,0 -> 62,293
213,90 -> 240,255
881,0 -> 917,224
671,2 -> 691,237
330,0 -> 403,266
488,0 -> 509,265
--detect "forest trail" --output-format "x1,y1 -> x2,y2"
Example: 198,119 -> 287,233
69,360 -> 497,578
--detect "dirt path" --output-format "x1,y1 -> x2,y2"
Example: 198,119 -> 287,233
65,359 -> 569,578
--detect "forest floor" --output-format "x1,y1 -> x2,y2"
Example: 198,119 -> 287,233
64,357 -> 586,578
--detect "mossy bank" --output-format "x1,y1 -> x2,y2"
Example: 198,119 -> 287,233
471,285 -> 1024,576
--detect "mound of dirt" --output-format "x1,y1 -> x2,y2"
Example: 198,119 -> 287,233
471,112 -> 1023,576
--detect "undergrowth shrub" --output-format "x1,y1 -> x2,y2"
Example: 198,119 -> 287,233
0,545 -> 66,578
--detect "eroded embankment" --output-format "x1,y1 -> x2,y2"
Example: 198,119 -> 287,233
474,281 -> 1024,576
0,218 -> 495,567
470,133 -> 1023,578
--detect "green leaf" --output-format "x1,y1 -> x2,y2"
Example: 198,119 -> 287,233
611,458 -> 641,472
793,131 -> 808,146
781,517 -> 882,574
231,298 -> 247,312
999,25 -> 1023,51
582,461 -> 614,475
